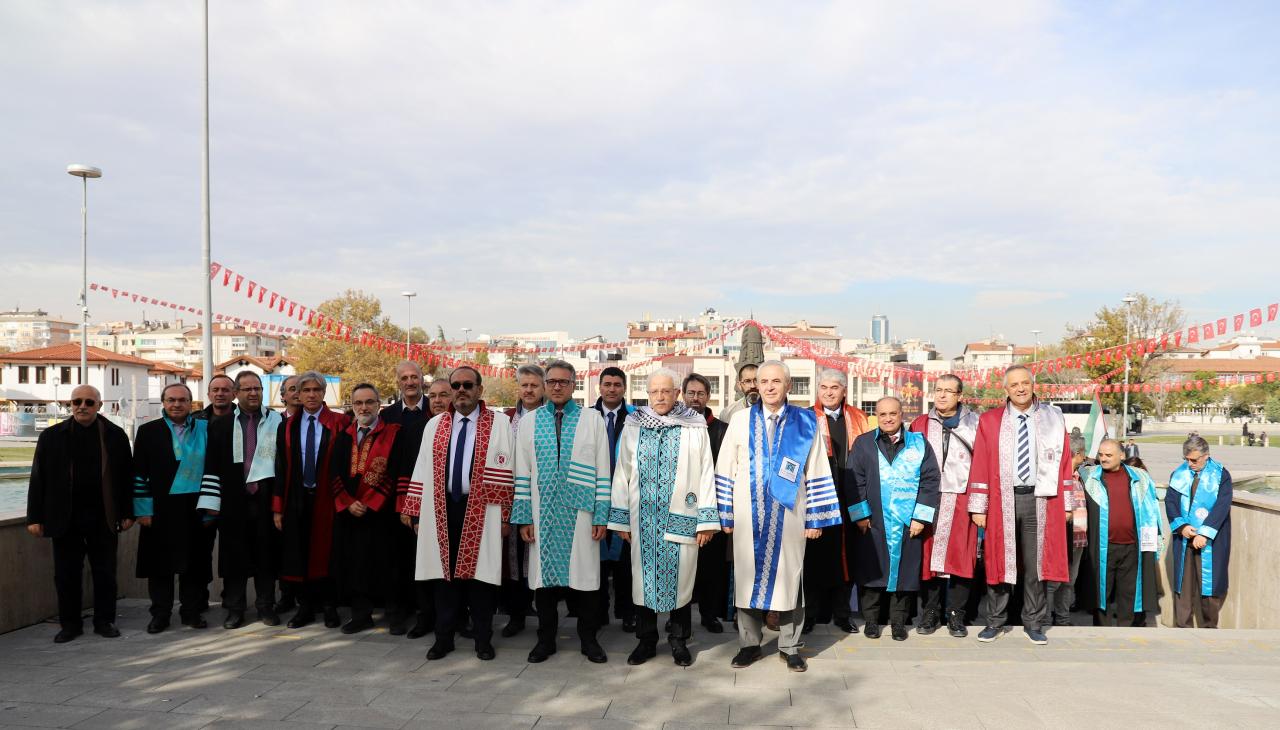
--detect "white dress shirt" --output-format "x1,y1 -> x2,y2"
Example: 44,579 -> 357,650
449,407 -> 480,494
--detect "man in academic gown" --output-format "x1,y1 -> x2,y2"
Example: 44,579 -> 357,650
969,365 -> 1075,645
499,364 -> 545,638
273,370 -> 351,629
908,374 -> 981,638
682,372 -> 730,633
511,360 -> 611,664
135,383 -> 213,633
403,367 -> 513,660
1166,435 -> 1232,628
330,383 -> 401,634
609,369 -> 718,666
593,366 -> 636,632
1080,439 -> 1161,627
717,360 -> 839,673
847,397 -> 941,641
806,368 -> 872,634
200,371 -> 284,629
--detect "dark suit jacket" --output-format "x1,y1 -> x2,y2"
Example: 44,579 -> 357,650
702,408 -> 728,463
203,409 -> 279,576
381,398 -> 430,429
26,417 -> 133,537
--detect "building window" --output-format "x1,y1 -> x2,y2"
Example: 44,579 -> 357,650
60,366 -> 72,384
791,376 -> 811,396
18,366 -> 29,384
111,367 -> 120,386
709,378 -> 720,395
35,366 -> 47,384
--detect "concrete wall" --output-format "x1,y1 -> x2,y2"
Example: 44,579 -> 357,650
1158,490 -> 1280,629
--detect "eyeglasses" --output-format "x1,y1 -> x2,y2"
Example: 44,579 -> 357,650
545,378 -> 574,388
450,381 -> 477,391
933,388 -> 960,395
70,398 -> 98,407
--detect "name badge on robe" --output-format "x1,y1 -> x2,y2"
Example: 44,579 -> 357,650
778,457 -> 800,482
1140,526 -> 1157,552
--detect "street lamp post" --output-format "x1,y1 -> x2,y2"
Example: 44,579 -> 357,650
199,0 -> 214,389
401,291 -> 417,355
1121,295 -> 1138,436
67,164 -> 102,382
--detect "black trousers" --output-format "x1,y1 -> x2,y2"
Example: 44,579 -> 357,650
221,493 -> 276,613
986,492 -> 1050,629
860,586 -> 913,626
535,586 -> 599,647
694,531 -> 730,621
1099,542 -> 1140,627
636,603 -> 691,642
149,573 -> 207,620
598,542 -> 634,621
435,579 -> 496,648
807,581 -> 854,623
389,518 -> 422,624
920,575 -> 973,615
51,515 -> 118,630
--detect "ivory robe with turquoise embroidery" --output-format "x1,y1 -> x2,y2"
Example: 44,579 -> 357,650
715,402 -> 838,612
607,411 -> 718,612
511,400 -> 612,591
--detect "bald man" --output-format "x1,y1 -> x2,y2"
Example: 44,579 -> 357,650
27,386 -> 135,642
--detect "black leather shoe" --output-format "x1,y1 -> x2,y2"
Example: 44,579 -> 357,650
406,617 -> 433,639
701,617 -> 724,634
323,608 -> 341,629
627,641 -> 657,665
621,615 -> 637,633
863,623 -> 882,639
501,619 -> 525,638
527,643 -> 556,663
731,646 -> 762,668
258,609 -> 280,627
582,641 -> 608,664
781,651 -> 807,672
388,616 -> 408,636
146,617 -> 170,634
223,611 -> 245,630
54,627 -> 82,643
476,644 -> 496,661
670,638 -> 692,667
917,609 -> 940,635
273,596 -> 297,614
426,643 -> 454,660
892,624 -> 909,641
287,611 -> 314,629
181,615 -> 207,629
93,623 -> 120,639
802,618 -> 816,634
833,617 -> 857,634
342,615 -> 374,635
946,610 -> 967,638
459,620 -> 475,639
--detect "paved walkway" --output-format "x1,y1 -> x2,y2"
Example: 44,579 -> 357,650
1,600 -> 1277,729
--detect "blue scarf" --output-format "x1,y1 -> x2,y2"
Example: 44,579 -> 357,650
164,416 -> 208,495
749,402 -> 816,510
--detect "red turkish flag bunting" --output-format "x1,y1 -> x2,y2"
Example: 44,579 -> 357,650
269,293 -> 278,309
234,274 -> 244,292
210,263 -> 221,279
1269,303 -> 1278,322
1251,309 -> 1263,327
1234,314 -> 1244,332
247,281 -> 256,298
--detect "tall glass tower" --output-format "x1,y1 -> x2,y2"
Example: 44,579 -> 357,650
870,314 -> 889,345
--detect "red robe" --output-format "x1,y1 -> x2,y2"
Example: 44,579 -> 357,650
967,404 -> 1073,585
274,405 -> 351,582
910,412 -> 979,580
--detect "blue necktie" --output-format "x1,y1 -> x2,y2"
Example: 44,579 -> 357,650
607,411 -> 617,474
1016,414 -> 1032,485
303,415 -> 317,488
451,417 -> 470,501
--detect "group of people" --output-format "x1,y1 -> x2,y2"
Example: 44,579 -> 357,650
26,359 -> 1233,671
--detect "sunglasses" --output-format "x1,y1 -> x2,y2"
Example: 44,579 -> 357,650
450,381 -> 477,391
71,398 -> 98,407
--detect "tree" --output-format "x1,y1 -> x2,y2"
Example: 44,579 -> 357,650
1265,396 -> 1280,424
1062,294 -> 1185,417
290,290 -> 409,401
481,376 -> 518,407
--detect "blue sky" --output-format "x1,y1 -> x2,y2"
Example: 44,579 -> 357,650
2,1 -> 1276,356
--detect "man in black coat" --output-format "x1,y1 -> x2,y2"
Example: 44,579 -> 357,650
201,371 -> 284,629
682,373 -> 730,632
593,366 -> 634,631
26,385 -> 134,643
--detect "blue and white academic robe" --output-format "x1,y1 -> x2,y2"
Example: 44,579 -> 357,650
511,400 -> 612,592
845,428 -> 941,593
607,408 -> 718,613
715,402 -> 839,612
1165,459 -> 1232,598
1080,464 -> 1163,614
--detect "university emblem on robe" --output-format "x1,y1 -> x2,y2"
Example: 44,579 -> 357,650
685,492 -> 697,506
361,456 -> 388,488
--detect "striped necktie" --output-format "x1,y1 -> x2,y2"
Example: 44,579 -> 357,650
1016,414 -> 1032,484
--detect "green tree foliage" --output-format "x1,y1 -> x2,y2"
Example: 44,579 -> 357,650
1265,396 -> 1280,424
291,290 -> 411,401
1062,294 -> 1184,416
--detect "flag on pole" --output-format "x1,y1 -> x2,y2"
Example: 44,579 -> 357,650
1084,390 -> 1108,458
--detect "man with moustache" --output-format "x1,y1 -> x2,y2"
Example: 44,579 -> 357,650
593,366 -> 635,632
382,361 -> 430,429
500,364 -> 546,637
380,361 -> 429,635
682,372 -> 730,633
718,363 -> 759,424
27,385 -> 134,643
197,374 -> 237,421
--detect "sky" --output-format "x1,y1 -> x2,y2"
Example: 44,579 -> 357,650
2,1 -> 1278,357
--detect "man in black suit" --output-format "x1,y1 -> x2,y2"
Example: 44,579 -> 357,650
682,372 -> 730,633
26,385 -> 134,643
593,366 -> 634,631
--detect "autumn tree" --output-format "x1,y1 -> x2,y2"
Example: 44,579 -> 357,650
1062,294 -> 1184,417
291,290 -> 412,402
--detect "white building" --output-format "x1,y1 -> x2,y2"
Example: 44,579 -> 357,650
0,344 -> 169,421
0,309 -> 76,351
73,321 -> 285,368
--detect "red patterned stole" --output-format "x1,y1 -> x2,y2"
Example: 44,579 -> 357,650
337,419 -> 399,513
430,404 -> 514,580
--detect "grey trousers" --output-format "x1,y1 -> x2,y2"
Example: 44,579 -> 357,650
986,492 -> 1050,630
737,606 -> 805,656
